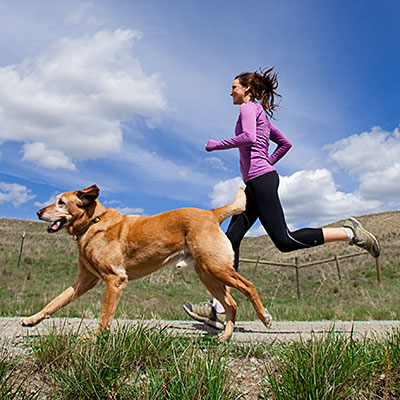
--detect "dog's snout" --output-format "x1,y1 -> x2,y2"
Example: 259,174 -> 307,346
37,209 -> 43,219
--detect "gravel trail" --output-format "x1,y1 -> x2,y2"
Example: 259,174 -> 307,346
1,317 -> 399,344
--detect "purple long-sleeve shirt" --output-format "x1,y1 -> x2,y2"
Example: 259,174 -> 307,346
206,100 -> 292,183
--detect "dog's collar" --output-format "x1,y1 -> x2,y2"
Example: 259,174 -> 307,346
73,212 -> 106,241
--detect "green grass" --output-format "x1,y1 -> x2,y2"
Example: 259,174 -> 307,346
26,323 -> 237,399
1,324 -> 399,398
0,344 -> 37,399
263,329 -> 400,399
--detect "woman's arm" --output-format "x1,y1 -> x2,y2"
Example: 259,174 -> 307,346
268,123 -> 292,165
205,103 -> 257,151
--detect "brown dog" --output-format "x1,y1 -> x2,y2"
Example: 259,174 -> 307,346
21,185 -> 272,341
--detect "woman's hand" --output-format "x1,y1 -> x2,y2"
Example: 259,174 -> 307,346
205,140 -> 218,152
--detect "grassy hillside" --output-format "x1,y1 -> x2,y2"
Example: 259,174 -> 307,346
1,210 -> 400,322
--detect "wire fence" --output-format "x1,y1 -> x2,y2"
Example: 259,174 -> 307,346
239,251 -> 381,299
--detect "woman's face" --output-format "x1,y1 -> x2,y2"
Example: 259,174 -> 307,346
230,79 -> 250,105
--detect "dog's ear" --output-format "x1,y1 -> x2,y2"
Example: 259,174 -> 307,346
76,185 -> 100,207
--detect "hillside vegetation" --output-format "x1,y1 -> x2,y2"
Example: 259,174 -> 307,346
1,210 -> 400,322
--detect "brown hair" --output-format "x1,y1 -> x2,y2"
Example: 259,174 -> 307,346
235,67 -> 281,118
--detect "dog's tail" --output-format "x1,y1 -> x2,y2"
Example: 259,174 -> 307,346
211,188 -> 246,224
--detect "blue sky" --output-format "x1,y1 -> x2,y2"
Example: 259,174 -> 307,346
0,0 -> 399,235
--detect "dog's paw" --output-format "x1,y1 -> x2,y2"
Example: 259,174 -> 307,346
217,331 -> 232,343
21,317 -> 37,327
262,312 -> 273,329
217,321 -> 234,343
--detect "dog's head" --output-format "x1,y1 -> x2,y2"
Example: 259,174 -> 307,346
37,185 -> 100,233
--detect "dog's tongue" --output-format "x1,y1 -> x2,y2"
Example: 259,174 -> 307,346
51,221 -> 61,231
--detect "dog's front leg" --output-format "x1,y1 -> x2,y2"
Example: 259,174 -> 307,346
21,268 -> 99,327
93,274 -> 127,335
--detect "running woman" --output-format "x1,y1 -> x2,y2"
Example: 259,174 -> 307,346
183,67 -> 380,330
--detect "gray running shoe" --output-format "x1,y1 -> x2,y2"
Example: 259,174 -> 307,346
183,301 -> 224,330
343,217 -> 380,258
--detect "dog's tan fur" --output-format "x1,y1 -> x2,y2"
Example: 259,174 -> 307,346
21,185 -> 272,341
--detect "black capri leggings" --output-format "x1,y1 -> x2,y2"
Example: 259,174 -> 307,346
226,171 -> 324,271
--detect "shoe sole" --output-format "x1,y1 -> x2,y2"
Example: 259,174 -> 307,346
183,304 -> 224,330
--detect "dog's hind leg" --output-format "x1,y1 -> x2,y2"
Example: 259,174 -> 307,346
189,228 -> 271,341
21,267 -> 99,327
194,265 -> 237,342
220,270 -> 273,330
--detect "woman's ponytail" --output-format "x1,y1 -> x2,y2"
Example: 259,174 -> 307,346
235,67 -> 281,118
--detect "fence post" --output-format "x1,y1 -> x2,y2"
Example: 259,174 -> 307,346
376,257 -> 382,285
17,231 -> 26,269
334,255 -> 342,280
251,256 -> 261,280
295,257 -> 301,300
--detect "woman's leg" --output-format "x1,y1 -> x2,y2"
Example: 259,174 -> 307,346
322,228 -> 347,242
248,171 -> 380,257
248,172 -> 324,252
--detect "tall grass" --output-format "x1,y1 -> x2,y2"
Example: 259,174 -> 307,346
0,324 -> 397,398
28,322 -> 236,399
262,328 -> 400,399
0,344 -> 37,399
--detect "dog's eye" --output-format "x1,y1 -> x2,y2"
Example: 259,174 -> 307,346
58,198 -> 65,206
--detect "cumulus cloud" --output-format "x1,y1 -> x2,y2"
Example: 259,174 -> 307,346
209,177 -> 245,208
22,142 -> 76,170
325,126 -> 400,173
279,169 -> 380,226
0,29 -> 168,169
0,182 -> 36,207
325,126 -> 400,202
359,164 -> 400,200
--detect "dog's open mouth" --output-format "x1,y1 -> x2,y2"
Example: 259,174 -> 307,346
47,218 -> 67,233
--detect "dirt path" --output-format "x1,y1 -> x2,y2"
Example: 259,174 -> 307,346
1,317 -> 400,343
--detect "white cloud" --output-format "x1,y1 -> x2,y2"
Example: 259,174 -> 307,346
0,29 -> 168,169
103,199 -> 144,215
115,206 -> 144,215
325,126 -> 400,174
279,169 -> 380,226
246,224 -> 266,237
22,142 -> 76,170
359,163 -> 400,200
326,126 -> 400,203
0,182 -> 36,207
209,177 -> 245,208
198,156 -> 228,171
